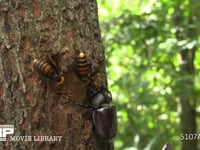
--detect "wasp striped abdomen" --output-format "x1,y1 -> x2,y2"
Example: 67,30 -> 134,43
77,52 -> 89,77
33,58 -> 64,85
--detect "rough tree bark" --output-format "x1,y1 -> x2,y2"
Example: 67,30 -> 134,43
0,0 -> 114,149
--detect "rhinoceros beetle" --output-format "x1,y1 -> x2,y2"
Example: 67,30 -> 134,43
63,84 -> 118,141
93,104 -> 117,141
89,89 -> 117,141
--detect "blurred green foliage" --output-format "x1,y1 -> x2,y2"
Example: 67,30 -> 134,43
97,0 -> 200,149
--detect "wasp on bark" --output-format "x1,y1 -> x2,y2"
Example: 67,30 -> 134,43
33,54 -> 64,85
77,52 -> 90,79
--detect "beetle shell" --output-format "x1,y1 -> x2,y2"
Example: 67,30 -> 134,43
93,105 -> 117,141
90,92 -> 107,108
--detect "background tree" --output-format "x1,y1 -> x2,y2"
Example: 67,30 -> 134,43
173,0 -> 199,149
0,0 -> 114,149
97,0 -> 200,149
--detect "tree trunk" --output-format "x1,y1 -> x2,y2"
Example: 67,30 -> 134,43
174,1 -> 199,150
0,0 -> 114,149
